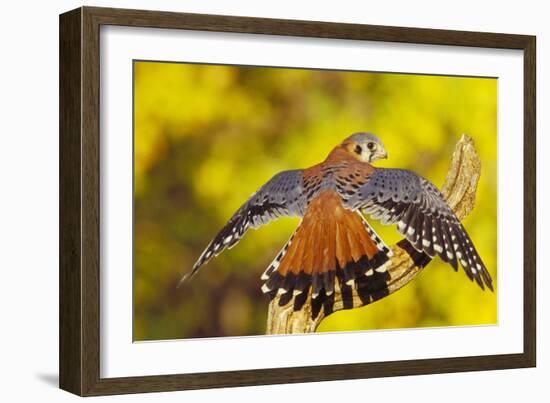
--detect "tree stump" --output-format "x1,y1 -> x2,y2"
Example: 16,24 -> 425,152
266,134 -> 482,334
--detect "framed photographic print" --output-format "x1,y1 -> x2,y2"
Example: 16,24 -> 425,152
59,6 -> 536,396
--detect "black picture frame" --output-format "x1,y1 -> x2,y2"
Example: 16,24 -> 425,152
59,6 -> 536,396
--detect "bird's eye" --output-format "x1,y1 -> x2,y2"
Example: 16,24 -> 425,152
354,145 -> 363,155
367,142 -> 376,150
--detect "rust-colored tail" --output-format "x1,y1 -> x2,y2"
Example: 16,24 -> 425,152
261,191 -> 392,315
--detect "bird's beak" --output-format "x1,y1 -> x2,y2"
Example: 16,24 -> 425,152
380,150 -> 388,160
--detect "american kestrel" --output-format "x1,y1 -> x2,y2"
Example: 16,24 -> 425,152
185,133 -> 493,314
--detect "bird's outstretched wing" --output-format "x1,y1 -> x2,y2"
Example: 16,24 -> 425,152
344,168 -> 493,290
182,169 -> 307,284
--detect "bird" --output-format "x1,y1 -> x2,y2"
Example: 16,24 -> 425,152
183,132 -> 493,316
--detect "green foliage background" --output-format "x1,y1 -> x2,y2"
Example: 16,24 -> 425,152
134,61 -> 497,341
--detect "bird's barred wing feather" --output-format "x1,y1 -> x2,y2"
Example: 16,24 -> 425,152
184,170 -> 306,283
345,168 -> 493,290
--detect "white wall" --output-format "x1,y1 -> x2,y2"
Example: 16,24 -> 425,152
0,0 -> 546,401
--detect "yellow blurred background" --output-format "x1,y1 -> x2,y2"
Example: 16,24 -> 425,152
133,61 -> 497,341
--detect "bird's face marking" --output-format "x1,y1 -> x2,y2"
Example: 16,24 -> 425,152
343,132 -> 388,163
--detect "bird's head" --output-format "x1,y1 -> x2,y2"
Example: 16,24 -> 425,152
342,132 -> 388,163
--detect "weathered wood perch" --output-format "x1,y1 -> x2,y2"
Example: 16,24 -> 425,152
266,134 -> 482,334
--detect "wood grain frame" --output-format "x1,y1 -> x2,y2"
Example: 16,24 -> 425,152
59,6 -> 536,396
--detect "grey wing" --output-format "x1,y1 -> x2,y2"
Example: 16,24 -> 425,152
184,169 -> 306,283
345,168 -> 493,291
